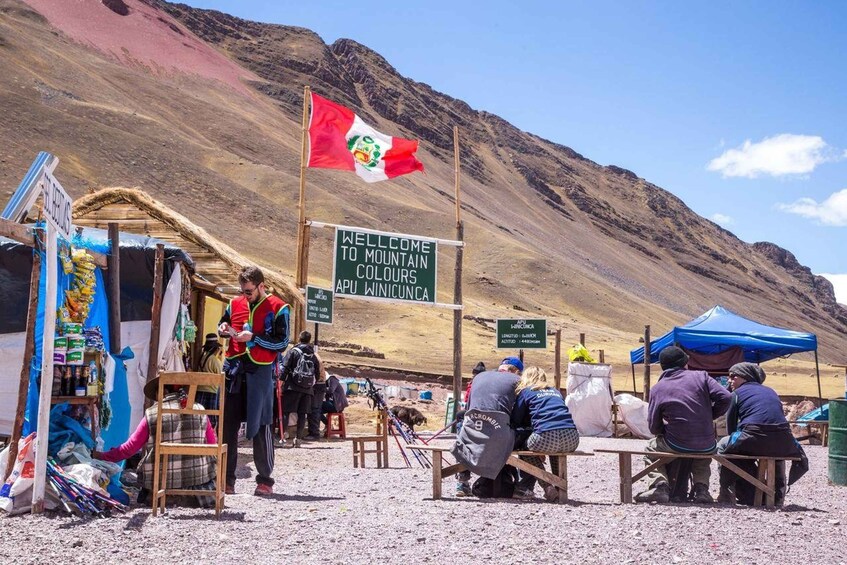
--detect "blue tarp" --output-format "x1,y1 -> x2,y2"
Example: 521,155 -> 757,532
630,305 -> 818,364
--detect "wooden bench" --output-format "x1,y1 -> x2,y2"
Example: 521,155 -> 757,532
787,420 -> 829,446
595,448 -> 800,508
407,444 -> 594,503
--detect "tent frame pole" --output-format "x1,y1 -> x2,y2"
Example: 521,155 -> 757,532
814,350 -> 823,408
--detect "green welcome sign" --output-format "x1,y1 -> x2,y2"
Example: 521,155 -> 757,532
496,318 -> 548,349
333,227 -> 438,305
305,286 -> 333,325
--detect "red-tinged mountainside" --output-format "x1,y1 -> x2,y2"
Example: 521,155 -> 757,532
2,0 -> 845,371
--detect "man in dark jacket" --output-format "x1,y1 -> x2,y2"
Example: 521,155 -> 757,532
635,346 -> 732,504
280,331 -> 321,447
717,362 -> 808,506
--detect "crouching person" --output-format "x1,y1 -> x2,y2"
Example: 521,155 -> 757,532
451,357 -> 522,497
635,346 -> 731,504
717,362 -> 808,506
93,375 -> 218,506
511,366 -> 579,501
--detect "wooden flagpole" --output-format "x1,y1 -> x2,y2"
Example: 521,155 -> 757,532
452,126 -> 464,411
294,85 -> 311,336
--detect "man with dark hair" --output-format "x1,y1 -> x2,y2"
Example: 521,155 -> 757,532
218,265 -> 290,496
717,362 -> 808,506
634,346 -> 731,504
281,330 -> 321,447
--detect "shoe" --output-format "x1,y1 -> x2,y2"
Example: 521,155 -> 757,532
455,482 -> 472,497
512,488 -> 537,500
225,484 -> 235,495
303,435 -> 321,442
254,483 -> 273,496
543,485 -> 560,502
293,438 -> 302,448
693,483 -> 714,504
717,486 -> 735,505
634,483 -> 670,503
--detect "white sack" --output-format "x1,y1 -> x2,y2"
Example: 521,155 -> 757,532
614,393 -> 654,439
565,362 -> 614,437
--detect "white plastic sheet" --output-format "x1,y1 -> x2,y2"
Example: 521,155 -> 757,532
614,393 -> 654,439
565,362 -> 614,437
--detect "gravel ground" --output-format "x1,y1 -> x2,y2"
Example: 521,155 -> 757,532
1,436 -> 844,564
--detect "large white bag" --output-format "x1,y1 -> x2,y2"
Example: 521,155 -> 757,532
614,393 -> 654,439
565,362 -> 614,437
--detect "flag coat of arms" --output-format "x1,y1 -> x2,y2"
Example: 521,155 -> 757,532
307,92 -> 425,183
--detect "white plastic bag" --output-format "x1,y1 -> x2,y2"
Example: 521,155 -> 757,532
565,362 -> 614,437
614,393 -> 654,439
0,432 -> 37,514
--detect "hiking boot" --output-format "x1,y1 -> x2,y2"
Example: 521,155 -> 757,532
512,488 -> 537,500
303,435 -> 321,442
225,484 -> 235,495
293,438 -> 302,448
717,486 -> 735,505
543,485 -> 560,503
634,483 -> 670,503
254,483 -> 273,496
455,482 -> 472,497
693,483 -> 714,504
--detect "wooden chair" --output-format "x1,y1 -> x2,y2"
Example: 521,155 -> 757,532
152,371 -> 227,518
350,408 -> 390,468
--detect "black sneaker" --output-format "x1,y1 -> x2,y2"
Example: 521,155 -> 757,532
634,483 -> 670,503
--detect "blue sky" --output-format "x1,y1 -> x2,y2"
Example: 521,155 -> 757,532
183,1 -> 846,303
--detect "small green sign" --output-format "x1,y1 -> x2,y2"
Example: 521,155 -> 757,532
305,286 -> 333,325
332,227 -> 438,305
496,319 -> 547,349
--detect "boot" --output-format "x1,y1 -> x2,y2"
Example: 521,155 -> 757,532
693,483 -> 714,504
717,485 -> 735,504
634,482 -> 670,503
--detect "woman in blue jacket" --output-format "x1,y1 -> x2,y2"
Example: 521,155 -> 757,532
511,366 -> 579,501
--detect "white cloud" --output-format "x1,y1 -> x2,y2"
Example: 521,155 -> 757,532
707,134 -> 839,178
820,273 -> 847,305
777,188 -> 847,226
711,213 -> 733,225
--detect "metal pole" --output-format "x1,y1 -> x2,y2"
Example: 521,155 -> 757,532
107,222 -> 121,354
814,350 -> 823,408
554,329 -> 562,389
642,325 -> 651,402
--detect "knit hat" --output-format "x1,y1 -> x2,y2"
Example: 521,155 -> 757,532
659,346 -> 689,370
500,356 -> 524,373
729,362 -> 765,384
472,361 -> 487,375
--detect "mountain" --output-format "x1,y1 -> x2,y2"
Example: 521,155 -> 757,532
2,0 -> 845,372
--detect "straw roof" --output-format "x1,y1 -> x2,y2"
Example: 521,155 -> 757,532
73,187 -> 302,310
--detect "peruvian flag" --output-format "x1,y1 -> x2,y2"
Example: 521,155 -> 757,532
307,92 -> 425,183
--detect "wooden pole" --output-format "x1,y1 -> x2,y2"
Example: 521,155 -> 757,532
451,126 -> 464,415
314,322 -> 319,348
107,223 -> 121,354
32,225 -> 58,513
554,329 -> 562,389
599,349 -> 605,363
146,244 -> 165,388
642,325 -> 651,402
631,363 -> 637,392
579,333 -> 586,346
5,240 -> 41,481
294,86 -> 310,289
192,292 -> 206,370
814,350 -> 823,408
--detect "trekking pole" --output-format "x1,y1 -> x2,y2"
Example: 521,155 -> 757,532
423,418 -> 460,444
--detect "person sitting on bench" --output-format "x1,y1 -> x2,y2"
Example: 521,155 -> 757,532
452,357 -> 523,497
635,346 -> 731,504
717,362 -> 808,506
511,366 -> 580,501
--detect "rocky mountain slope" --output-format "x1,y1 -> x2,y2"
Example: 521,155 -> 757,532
2,0 -> 845,369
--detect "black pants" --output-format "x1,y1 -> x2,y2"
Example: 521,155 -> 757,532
283,390 -> 313,439
308,383 -> 327,436
224,384 -> 275,487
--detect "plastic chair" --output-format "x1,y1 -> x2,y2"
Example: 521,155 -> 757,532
325,412 -> 347,439
152,372 -> 227,518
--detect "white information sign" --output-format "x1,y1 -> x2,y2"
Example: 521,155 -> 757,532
40,170 -> 72,240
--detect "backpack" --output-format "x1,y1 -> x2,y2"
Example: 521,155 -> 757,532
292,349 -> 316,389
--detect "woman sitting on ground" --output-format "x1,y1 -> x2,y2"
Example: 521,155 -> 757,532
511,366 -> 580,501
93,374 -> 218,506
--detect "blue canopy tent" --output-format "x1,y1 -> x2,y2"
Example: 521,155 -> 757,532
630,305 -> 822,405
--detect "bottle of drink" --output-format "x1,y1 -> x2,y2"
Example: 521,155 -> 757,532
61,366 -> 70,396
74,367 -> 86,397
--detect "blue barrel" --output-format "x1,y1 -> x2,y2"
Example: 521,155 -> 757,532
419,390 -> 433,401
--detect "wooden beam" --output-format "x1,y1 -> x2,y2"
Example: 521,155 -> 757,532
4,241 -> 41,481
0,219 -> 35,246
146,244 -> 165,393
192,292 -> 206,371
452,220 -> 464,418
107,223 -> 121,354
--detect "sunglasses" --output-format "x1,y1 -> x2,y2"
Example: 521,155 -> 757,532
240,286 -> 258,295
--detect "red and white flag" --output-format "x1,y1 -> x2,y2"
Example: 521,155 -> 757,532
307,92 -> 424,183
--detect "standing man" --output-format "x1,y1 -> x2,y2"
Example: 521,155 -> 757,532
635,346 -> 731,504
219,266 -> 290,496
305,349 -> 328,441
281,331 -> 320,447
